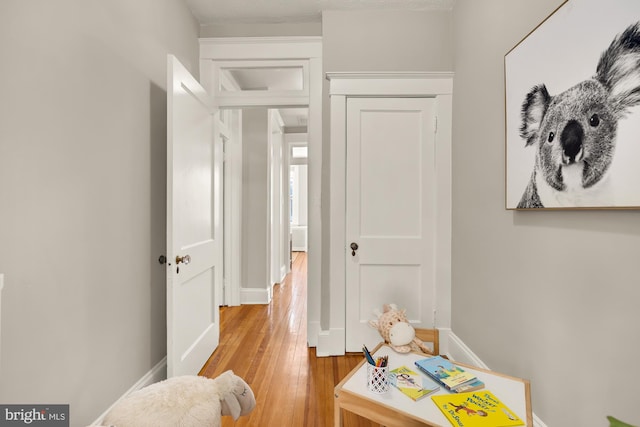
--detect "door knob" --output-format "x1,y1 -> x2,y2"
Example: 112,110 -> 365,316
350,242 -> 359,256
175,254 -> 191,265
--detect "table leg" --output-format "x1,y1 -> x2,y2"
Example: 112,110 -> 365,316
334,395 -> 343,427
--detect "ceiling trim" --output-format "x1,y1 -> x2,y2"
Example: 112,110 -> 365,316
326,71 -> 454,96
200,36 -> 322,60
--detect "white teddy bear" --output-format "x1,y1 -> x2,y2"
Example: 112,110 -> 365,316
99,370 -> 255,427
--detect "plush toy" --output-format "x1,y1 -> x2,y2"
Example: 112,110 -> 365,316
369,303 -> 433,355
101,370 -> 255,427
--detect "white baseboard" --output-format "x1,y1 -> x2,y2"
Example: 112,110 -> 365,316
315,328 -> 345,357
442,329 -> 548,427
440,328 -> 489,369
240,287 -> 271,305
307,320 -> 320,347
90,357 -> 167,426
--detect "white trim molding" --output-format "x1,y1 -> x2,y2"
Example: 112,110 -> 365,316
326,71 -> 454,96
240,287 -> 271,305
199,37 -> 322,109
307,320 -> 320,347
315,328 -> 345,357
320,72 -> 453,357
200,36 -> 322,59
90,357 -> 167,425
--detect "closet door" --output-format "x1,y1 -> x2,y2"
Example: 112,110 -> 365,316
345,97 -> 437,352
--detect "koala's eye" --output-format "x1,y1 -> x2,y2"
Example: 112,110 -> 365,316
547,132 -> 555,143
589,114 -> 600,127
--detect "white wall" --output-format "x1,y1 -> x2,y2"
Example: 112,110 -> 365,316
0,1 -> 199,425
321,10 -> 454,72
452,1 -> 640,426
241,108 -> 269,294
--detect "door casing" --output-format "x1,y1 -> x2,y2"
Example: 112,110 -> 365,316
199,37 -> 323,346
324,72 -> 454,356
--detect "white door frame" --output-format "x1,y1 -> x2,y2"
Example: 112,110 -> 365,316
199,37 -> 323,346
216,70 -> 243,307
217,108 -> 242,306
268,109 -> 287,289
321,72 -> 454,356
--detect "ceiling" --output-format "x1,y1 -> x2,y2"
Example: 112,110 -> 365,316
185,0 -> 455,25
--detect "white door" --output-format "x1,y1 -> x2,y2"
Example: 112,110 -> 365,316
345,97 -> 436,352
167,55 -> 222,376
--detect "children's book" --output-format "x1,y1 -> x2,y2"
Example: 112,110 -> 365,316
431,390 -> 524,427
388,365 -> 440,401
415,356 -> 478,391
450,378 -> 485,393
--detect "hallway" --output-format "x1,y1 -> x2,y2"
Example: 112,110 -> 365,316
200,252 -> 375,426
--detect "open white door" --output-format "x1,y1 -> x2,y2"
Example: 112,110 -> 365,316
167,55 -> 221,377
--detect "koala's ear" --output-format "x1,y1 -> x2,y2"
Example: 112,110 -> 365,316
519,84 -> 550,146
596,22 -> 640,113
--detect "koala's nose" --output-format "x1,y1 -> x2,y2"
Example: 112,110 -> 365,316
561,120 -> 584,164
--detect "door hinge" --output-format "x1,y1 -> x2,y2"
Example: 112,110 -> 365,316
433,115 -> 438,133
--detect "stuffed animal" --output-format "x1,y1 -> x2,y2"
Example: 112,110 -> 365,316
369,303 -> 433,355
101,370 -> 255,427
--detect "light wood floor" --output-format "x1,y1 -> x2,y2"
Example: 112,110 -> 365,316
200,252 -> 376,426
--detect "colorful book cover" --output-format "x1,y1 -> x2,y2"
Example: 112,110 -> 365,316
415,356 -> 477,390
451,378 -> 485,393
431,390 -> 524,427
389,365 -> 440,401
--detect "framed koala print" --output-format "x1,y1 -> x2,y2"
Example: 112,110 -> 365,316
505,0 -> 640,209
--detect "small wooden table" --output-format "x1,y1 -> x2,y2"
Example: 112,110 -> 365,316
334,344 -> 533,427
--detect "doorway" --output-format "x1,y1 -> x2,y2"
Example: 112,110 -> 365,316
200,37 -> 322,347
289,149 -> 308,254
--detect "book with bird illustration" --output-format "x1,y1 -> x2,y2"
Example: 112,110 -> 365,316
431,390 -> 524,427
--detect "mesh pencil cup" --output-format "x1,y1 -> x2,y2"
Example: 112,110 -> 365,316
366,364 -> 389,394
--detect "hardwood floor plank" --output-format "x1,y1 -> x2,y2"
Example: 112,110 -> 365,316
201,252 -> 377,426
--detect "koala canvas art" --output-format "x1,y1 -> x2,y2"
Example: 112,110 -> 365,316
505,0 -> 640,209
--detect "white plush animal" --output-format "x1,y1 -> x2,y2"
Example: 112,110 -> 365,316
369,303 -> 433,355
101,370 -> 255,427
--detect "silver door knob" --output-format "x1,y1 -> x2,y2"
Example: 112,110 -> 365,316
175,254 -> 191,265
